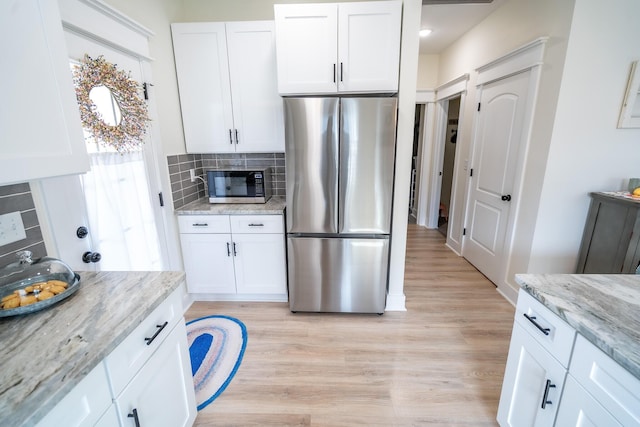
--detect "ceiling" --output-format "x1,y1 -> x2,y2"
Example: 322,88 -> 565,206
419,0 -> 507,54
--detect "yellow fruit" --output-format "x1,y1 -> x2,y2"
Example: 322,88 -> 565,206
633,188 -> 640,196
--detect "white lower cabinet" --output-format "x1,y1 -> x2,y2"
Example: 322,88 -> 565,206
499,289 -> 640,427
115,321 -> 195,427
178,214 -> 287,300
36,363 -> 112,427
555,376 -> 623,427
37,286 -> 196,427
497,322 -> 566,426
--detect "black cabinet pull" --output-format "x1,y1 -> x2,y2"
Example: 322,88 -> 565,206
128,408 -> 141,427
235,129 -> 239,144
523,313 -> 551,336
248,223 -> 264,227
226,242 -> 231,257
340,62 -> 343,82
333,63 -> 336,83
144,321 -> 168,346
501,194 -> 512,201
229,129 -> 233,144
192,223 -> 208,227
540,379 -> 556,409
232,242 -> 237,257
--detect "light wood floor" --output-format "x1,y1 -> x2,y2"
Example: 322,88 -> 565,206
186,224 -> 515,426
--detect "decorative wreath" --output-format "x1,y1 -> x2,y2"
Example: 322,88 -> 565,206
72,54 -> 149,153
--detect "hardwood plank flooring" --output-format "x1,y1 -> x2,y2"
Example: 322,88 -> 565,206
186,224 -> 515,426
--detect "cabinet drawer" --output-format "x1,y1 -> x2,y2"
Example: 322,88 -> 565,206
230,214 -> 283,234
105,286 -> 183,396
569,335 -> 640,427
178,215 -> 230,233
515,290 -> 576,367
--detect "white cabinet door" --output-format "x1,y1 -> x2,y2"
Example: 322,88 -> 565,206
555,376 -> 623,427
226,21 -> 284,152
172,22 -> 235,154
337,1 -> 401,93
172,21 -> 284,154
94,405 -> 120,427
497,322 -> 566,427
0,0 -> 89,185
274,3 -> 338,94
115,321 -> 197,427
232,232 -> 287,295
179,232 -> 236,293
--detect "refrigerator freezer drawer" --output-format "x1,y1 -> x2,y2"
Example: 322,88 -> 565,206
287,236 -> 389,313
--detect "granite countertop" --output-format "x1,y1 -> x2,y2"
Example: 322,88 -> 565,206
0,271 -> 185,427
515,274 -> 640,380
175,196 -> 286,215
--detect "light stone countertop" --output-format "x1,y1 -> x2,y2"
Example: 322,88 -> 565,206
0,271 -> 186,427
175,196 -> 286,215
515,274 -> 640,380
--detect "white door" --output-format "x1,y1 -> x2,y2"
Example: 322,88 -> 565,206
555,376 -> 623,427
37,31 -> 168,271
463,70 -> 532,285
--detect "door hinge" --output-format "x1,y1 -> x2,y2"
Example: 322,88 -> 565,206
463,228 -> 466,236
158,192 -> 164,207
470,168 -> 474,177
143,82 -> 154,100
477,102 -> 481,112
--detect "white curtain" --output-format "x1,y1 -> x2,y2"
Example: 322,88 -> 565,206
80,151 -> 162,271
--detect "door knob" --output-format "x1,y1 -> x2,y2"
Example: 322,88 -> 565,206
82,251 -> 102,263
501,194 -> 512,202
76,226 -> 88,239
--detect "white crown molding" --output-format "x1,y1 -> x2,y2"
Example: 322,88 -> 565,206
79,0 -> 154,37
476,37 -> 548,86
416,89 -> 436,103
436,73 -> 469,100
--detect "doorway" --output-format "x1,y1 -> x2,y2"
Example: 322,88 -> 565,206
438,96 -> 460,237
35,30 -> 169,271
408,104 -> 424,224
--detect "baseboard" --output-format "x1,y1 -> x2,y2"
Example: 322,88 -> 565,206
385,292 -> 407,311
189,293 -> 289,303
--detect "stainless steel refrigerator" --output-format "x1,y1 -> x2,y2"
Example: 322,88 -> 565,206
284,97 -> 397,314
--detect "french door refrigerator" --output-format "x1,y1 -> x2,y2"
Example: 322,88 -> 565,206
284,97 -> 397,314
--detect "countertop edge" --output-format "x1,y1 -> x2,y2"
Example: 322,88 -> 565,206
515,273 -> 640,381
175,196 -> 286,215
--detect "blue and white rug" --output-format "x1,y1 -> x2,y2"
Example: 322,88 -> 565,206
186,315 -> 247,410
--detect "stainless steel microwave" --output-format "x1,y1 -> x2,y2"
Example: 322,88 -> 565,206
206,168 -> 272,204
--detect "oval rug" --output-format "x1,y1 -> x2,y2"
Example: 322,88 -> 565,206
186,315 -> 247,410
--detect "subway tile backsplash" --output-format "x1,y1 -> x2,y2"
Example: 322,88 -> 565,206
0,183 -> 46,269
167,153 -> 286,209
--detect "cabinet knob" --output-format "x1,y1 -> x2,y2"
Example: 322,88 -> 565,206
501,194 -> 512,202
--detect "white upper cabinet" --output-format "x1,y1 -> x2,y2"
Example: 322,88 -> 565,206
0,0 -> 89,185
274,1 -> 402,95
172,21 -> 284,154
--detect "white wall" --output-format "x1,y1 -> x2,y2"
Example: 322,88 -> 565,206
417,54 -> 439,89
528,0 -> 640,274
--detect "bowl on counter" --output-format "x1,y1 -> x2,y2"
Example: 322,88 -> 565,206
0,251 -> 80,317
